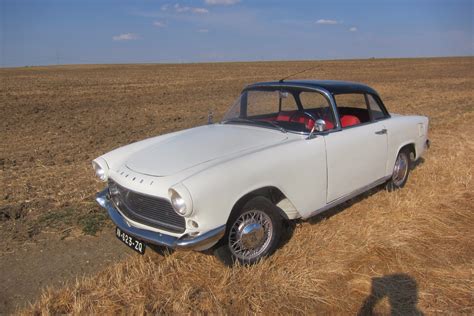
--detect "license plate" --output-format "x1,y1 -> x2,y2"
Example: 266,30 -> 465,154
116,227 -> 146,255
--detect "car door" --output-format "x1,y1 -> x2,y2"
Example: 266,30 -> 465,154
324,93 -> 388,202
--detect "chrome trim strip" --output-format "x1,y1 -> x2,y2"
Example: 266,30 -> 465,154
96,189 -> 226,250
303,175 -> 391,219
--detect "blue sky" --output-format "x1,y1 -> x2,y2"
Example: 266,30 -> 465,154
1,0 -> 472,67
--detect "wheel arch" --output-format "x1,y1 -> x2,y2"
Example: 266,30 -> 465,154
228,186 -> 299,223
397,142 -> 416,161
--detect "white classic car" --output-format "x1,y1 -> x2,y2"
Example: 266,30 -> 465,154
94,80 -> 429,264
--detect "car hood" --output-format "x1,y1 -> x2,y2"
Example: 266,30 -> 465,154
125,124 -> 288,177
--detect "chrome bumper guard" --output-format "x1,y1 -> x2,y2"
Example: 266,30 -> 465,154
96,189 -> 225,250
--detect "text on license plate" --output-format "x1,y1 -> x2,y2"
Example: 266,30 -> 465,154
116,227 -> 146,254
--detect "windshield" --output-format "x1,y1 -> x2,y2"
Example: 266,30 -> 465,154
222,87 -> 335,133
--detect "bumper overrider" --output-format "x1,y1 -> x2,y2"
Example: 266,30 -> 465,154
95,189 -> 225,250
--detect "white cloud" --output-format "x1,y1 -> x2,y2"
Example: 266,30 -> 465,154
316,19 -> 339,25
349,27 -> 358,32
173,3 -> 187,12
173,3 -> 209,14
205,0 -> 240,5
197,28 -> 209,33
161,4 -> 169,11
112,33 -> 139,41
153,21 -> 166,27
192,8 -> 209,14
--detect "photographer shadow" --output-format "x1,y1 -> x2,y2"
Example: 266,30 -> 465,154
358,273 -> 423,316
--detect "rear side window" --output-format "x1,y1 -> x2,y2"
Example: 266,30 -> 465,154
367,94 -> 387,120
334,93 -> 367,110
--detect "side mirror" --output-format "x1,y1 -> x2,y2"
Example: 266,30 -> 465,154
315,119 -> 326,132
307,119 -> 326,139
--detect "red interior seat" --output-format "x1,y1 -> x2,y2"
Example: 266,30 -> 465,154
294,114 -> 337,131
324,120 -> 334,130
276,111 -> 340,131
258,116 -> 278,122
277,111 -> 336,131
276,111 -> 296,122
340,115 -> 360,128
296,116 -> 314,130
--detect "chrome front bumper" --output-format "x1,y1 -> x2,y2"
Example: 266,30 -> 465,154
95,189 -> 225,250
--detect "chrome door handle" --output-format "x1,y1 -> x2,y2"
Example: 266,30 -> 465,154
375,128 -> 387,135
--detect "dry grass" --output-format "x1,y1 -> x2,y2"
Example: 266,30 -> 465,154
1,57 -> 472,314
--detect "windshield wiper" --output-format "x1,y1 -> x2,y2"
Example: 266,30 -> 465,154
223,118 -> 287,133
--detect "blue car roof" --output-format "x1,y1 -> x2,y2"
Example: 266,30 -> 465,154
245,80 -> 379,95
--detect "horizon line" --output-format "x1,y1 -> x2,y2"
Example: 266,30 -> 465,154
1,55 -> 472,70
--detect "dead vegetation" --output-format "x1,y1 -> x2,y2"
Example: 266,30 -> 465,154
1,57 -> 472,314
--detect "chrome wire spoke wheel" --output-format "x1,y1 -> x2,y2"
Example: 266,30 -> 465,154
392,152 -> 409,187
215,196 -> 283,265
228,210 -> 273,261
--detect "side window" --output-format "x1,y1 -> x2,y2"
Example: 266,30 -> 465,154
299,91 -> 329,109
334,93 -> 370,126
366,94 -> 386,120
334,93 -> 367,110
299,91 -> 335,130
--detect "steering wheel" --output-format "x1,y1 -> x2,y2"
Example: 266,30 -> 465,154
289,111 -> 319,130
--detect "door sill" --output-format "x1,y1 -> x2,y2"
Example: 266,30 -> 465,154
304,175 -> 391,219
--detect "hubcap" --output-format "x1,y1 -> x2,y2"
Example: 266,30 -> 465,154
240,222 -> 265,249
229,210 -> 273,261
392,153 -> 408,186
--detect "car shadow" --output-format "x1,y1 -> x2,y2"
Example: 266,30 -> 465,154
277,218 -> 298,249
411,156 -> 425,170
358,273 -> 423,315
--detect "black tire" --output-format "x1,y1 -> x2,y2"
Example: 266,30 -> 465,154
214,196 -> 284,266
386,148 -> 412,192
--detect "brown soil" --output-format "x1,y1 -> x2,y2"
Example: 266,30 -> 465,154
0,57 -> 473,314
0,232 -> 131,314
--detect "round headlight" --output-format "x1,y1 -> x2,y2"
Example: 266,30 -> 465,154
169,189 -> 187,216
92,160 -> 108,182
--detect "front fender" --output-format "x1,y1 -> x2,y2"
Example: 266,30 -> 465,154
182,136 -> 327,228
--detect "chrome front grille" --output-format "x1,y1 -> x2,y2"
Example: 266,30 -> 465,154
108,180 -> 185,233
